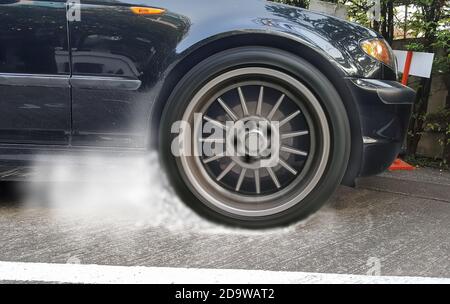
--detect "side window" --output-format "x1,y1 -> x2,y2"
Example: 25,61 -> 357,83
0,0 -> 69,75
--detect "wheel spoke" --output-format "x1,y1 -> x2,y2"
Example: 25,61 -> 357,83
279,158 -> 298,175
217,98 -> 238,121
267,94 -> 285,120
281,145 -> 308,156
254,169 -> 260,194
266,167 -> 281,189
203,115 -> 227,130
235,167 -> 247,191
203,153 -> 225,164
237,87 -> 249,116
216,161 -> 236,181
256,86 -> 264,116
281,130 -> 309,140
279,110 -> 301,127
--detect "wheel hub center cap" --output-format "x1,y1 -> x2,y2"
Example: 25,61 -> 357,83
245,129 -> 268,156
226,116 -> 278,169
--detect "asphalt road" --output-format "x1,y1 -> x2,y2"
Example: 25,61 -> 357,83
0,165 -> 449,280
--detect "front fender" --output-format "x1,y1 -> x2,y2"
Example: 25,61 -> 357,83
138,0 -> 385,79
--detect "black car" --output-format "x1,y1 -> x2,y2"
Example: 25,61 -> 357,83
0,0 -> 415,227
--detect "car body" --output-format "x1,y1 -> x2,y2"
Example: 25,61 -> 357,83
0,0 -> 415,227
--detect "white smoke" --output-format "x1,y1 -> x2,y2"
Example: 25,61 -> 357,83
23,152 -> 299,235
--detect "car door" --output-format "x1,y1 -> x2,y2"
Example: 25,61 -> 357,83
68,0 -> 190,148
0,0 -> 71,145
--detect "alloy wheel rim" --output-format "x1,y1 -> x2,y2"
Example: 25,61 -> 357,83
180,68 -> 330,217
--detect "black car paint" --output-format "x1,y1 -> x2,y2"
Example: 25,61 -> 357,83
0,0 -> 70,144
0,0 -> 413,183
346,79 -> 414,176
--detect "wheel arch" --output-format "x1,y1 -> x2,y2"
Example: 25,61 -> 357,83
151,32 -> 363,186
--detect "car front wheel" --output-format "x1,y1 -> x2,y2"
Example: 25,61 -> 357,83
160,47 -> 350,228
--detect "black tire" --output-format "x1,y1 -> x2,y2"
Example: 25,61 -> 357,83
160,46 -> 350,228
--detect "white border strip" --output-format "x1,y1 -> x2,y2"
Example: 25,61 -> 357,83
0,261 -> 449,284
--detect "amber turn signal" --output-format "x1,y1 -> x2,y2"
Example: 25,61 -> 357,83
130,7 -> 165,15
360,39 -> 395,69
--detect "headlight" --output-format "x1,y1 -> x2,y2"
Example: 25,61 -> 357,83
360,38 -> 396,70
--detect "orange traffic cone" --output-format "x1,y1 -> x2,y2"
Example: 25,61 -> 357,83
389,158 -> 415,171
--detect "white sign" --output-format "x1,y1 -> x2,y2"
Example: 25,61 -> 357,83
394,50 -> 435,79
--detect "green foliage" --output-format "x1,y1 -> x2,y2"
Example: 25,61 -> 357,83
425,109 -> 450,140
341,0 -> 372,27
405,1 -> 449,74
404,155 -> 448,170
425,109 -> 450,162
270,0 -> 309,8
401,1 -> 449,162
433,27 -> 450,74
405,42 -> 425,52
